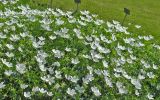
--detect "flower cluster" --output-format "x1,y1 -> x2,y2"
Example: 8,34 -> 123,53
0,0 -> 160,99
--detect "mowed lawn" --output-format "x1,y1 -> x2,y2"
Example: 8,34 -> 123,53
31,0 -> 160,42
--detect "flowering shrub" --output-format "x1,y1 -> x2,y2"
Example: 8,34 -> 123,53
0,0 -> 160,99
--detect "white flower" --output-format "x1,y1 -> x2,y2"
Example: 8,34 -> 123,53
128,23 -> 131,25
90,42 -> 97,50
82,74 -> 94,84
100,34 -> 111,43
94,69 -> 102,75
55,70 -> 62,79
80,10 -> 90,16
24,92 -> 31,98
141,59 -> 145,64
116,82 -> 128,94
92,14 -> 98,18
0,82 -> 5,89
130,55 -> 136,60
49,35 -> 57,40
120,56 -> 126,62
147,72 -> 155,79
41,75 -> 55,85
144,36 -> 151,41
65,47 -> 71,52
5,52 -> 14,57
117,43 -> 125,50
131,78 -> 141,89
122,72 -> 131,79
85,35 -> 93,41
123,38 -> 130,44
98,46 -> 110,54
91,86 -> 101,96
32,87 -> 39,92
48,67 -> 54,74
38,36 -> 45,41
138,35 -> 143,39
75,85 -> 85,93
54,28 -> 70,39
39,88 -> 47,94
118,87 -> 128,94
68,17 -> 76,23
87,66 -> 93,74
20,32 -> 28,37
54,83 -> 60,89
18,47 -> 23,52
32,40 -> 43,48
73,28 -> 83,39
4,70 -> 13,76
136,42 -> 145,47
52,49 -> 64,58
16,63 -> 26,74
56,18 -> 64,25
138,74 -> 145,80
114,73 -> 121,78
40,18 -> 52,25
153,44 -> 160,49
65,75 -> 79,83
56,8 -> 66,15
71,58 -> 80,65
107,22 -> 114,28
144,63 -> 151,68
61,27 -> 69,34
128,48 -> 133,54
10,34 -> 20,41
114,67 -> 123,73
47,92 -> 53,96
39,64 -> 47,72
83,54 -> 91,59
135,90 -> 140,96
90,50 -> 104,61
127,58 -> 133,64
1,59 -> 13,67
104,77 -> 113,87
147,93 -> 154,100
6,44 -> 14,50
78,20 -> 86,26
135,25 -> 141,29
153,64 -> 158,70
20,84 -> 28,89
0,32 -> 6,38
41,24 -> 52,31
70,76 -> 79,83
102,70 -> 110,77
111,34 -> 117,41
53,62 -> 61,67
67,88 -> 76,96
94,19 -> 104,25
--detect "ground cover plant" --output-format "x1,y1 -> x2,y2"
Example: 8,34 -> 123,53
0,0 -> 160,99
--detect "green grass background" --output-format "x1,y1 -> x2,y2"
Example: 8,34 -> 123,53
30,0 -> 160,42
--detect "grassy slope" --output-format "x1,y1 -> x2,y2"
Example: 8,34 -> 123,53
31,0 -> 160,42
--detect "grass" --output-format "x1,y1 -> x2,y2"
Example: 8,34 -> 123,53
30,0 -> 160,42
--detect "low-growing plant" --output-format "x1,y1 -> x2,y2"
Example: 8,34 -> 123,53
0,0 -> 160,99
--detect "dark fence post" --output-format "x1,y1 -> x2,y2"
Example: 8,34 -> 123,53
50,0 -> 53,8
122,8 -> 130,26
